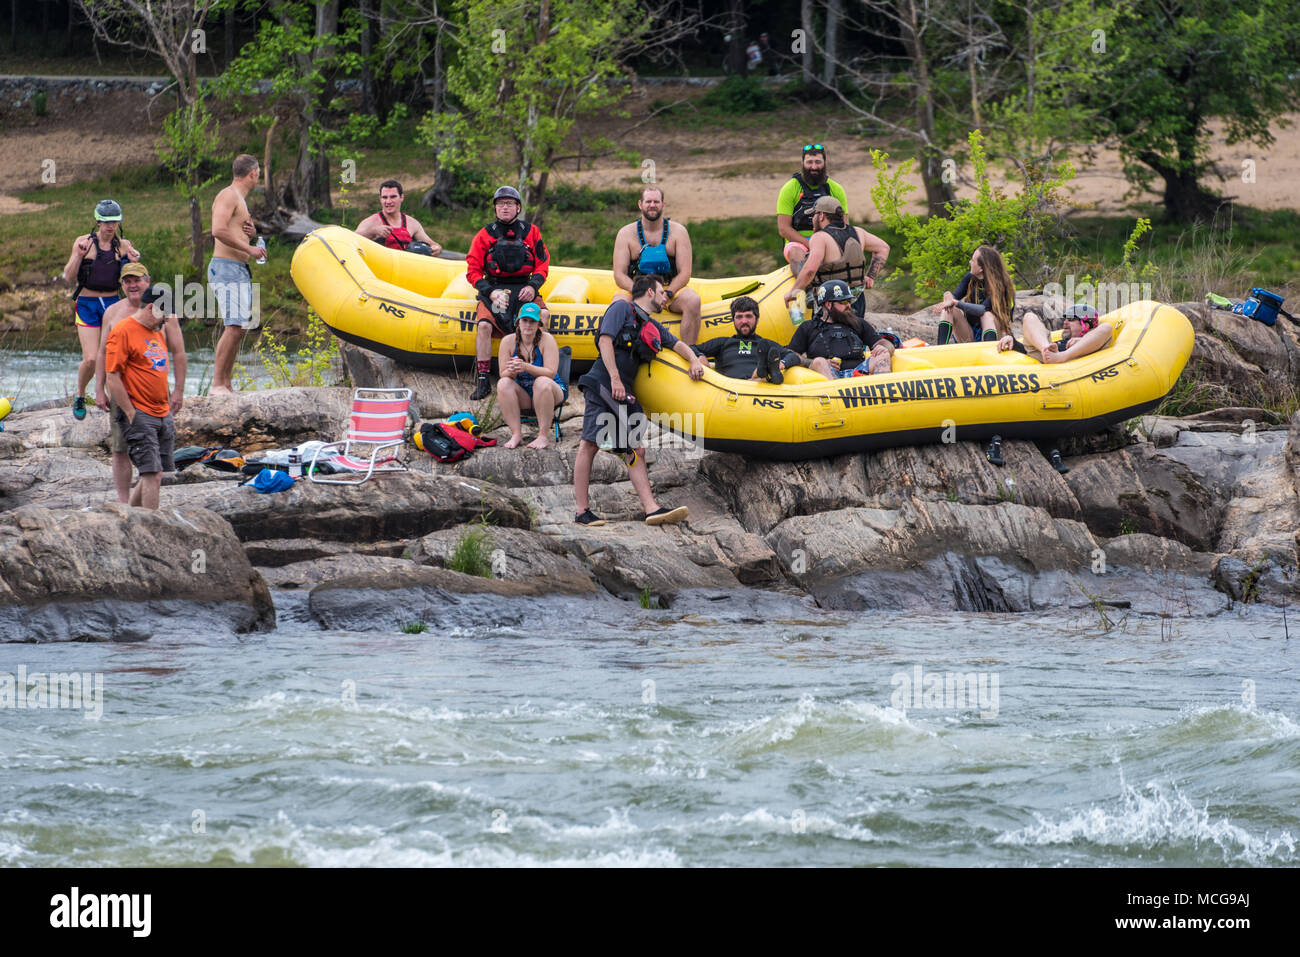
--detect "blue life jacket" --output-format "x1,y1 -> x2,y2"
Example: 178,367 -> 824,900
634,219 -> 675,278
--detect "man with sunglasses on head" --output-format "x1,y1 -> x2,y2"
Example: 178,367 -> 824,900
777,144 -> 849,275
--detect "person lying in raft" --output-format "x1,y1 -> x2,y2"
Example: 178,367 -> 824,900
996,303 -> 1111,364
691,296 -> 802,384
932,245 -> 1015,345
496,302 -> 567,450
788,280 -> 894,380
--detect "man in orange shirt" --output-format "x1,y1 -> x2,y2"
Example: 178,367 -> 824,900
105,285 -> 185,509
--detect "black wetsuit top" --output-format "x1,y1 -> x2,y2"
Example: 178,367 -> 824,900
693,334 -> 802,379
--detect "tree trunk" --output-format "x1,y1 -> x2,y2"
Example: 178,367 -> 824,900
189,192 -> 204,272
899,0 -> 955,215
726,0 -> 745,75
360,0 -> 374,115
41,0 -> 48,51
823,0 -> 841,88
65,0 -> 73,55
967,0 -> 980,128
1138,150 -> 1221,223
224,5 -> 235,67
800,0 -> 813,85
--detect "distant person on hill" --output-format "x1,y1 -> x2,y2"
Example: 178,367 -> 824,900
465,186 -> 550,401
61,199 -> 142,420
776,144 -> 849,275
788,280 -> 894,380
782,195 -> 889,318
612,186 -> 703,344
932,245 -> 1015,345
572,275 -> 705,527
692,296 -> 801,383
95,263 -> 187,504
105,285 -> 186,510
497,302 -> 567,450
208,153 -> 264,396
355,180 -> 442,255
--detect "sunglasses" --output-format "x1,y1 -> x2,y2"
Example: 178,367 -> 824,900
802,144 -> 825,152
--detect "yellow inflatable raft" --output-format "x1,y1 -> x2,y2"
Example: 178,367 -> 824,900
290,225 -> 798,368
632,300 -> 1194,460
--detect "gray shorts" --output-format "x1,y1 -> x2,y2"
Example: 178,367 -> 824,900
208,257 -> 253,327
116,408 -> 175,474
108,401 -> 128,454
580,386 -> 644,450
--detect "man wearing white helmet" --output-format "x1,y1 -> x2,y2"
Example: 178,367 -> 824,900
464,186 -> 551,401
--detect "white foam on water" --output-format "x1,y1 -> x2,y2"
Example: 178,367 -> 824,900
519,807 -> 640,840
700,807 -> 875,843
296,834 -> 681,868
0,840 -> 30,863
1175,702 -> 1300,739
995,777 -> 1297,864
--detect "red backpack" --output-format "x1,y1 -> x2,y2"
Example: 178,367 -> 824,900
415,422 -> 497,462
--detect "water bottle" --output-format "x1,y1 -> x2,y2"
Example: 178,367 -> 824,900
288,450 -> 302,477
254,236 -> 267,265
789,303 -> 804,326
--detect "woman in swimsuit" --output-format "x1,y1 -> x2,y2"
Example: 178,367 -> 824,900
496,302 -> 567,449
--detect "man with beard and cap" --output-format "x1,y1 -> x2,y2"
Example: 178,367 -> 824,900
612,186 -> 703,344
776,143 -> 849,275
690,296 -> 802,384
787,279 -> 894,381
94,262 -> 187,504
465,185 -> 551,400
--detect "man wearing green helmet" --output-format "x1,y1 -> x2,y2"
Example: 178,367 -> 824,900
60,199 -> 142,420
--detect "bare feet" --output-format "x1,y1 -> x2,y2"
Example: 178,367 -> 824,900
526,436 -> 551,450
504,434 -> 523,449
209,385 -> 236,396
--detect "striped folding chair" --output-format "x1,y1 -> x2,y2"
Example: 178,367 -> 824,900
308,387 -> 413,485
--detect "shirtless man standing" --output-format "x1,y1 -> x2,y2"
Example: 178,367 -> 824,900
355,180 -> 443,254
207,154 -> 262,396
94,262 -> 187,503
612,187 -> 703,345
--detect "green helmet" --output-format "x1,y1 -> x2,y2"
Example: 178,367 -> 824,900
94,199 -> 123,222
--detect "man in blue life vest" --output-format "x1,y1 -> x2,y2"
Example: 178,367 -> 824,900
612,186 -> 703,344
777,144 -> 849,275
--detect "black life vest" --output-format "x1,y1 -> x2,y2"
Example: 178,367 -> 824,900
789,172 -> 832,233
814,223 -> 866,288
484,218 -> 538,280
76,233 -> 123,294
807,317 -> 866,365
632,218 -> 675,278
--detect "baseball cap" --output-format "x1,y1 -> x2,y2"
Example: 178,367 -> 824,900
119,262 -> 149,280
813,195 -> 842,215
517,302 -> 542,322
139,284 -> 168,306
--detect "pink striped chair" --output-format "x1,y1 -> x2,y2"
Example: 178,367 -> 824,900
308,387 -> 413,485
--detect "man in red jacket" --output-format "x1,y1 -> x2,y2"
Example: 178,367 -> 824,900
464,186 -> 550,400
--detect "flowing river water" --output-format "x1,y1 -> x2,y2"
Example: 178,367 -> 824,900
2,591 -> 1295,867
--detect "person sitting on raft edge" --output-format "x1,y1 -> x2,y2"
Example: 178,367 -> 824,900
691,296 -> 802,384
355,180 -> 443,256
787,280 -> 894,380
932,245 -> 1015,344
572,274 -> 706,528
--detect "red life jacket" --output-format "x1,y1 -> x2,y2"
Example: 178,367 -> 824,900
484,219 -> 538,280
380,212 -> 413,250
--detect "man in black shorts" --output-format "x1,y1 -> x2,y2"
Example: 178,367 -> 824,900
572,275 -> 706,527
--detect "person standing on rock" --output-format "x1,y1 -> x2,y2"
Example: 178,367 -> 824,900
497,302 -> 567,450
208,154 -> 263,396
782,195 -> 889,320
355,180 -> 443,255
60,199 -> 142,421
612,186 -> 703,345
94,263 -> 187,504
777,145 -> 849,275
105,285 -> 185,510
692,296 -> 801,383
932,246 -> 1015,345
572,275 -> 706,527
465,186 -> 551,401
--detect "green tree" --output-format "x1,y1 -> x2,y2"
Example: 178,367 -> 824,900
156,98 -> 224,272
871,129 -> 1074,292
419,0 -> 692,220
1089,0 -> 1300,222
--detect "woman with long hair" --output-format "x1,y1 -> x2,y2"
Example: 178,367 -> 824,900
60,199 -> 141,419
931,245 -> 1015,344
496,301 -> 567,449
